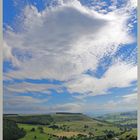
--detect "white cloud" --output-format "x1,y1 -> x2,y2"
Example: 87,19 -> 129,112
4,96 -> 83,113
4,94 -> 49,114
3,0 -> 137,97
50,102 -> 83,112
4,92 -> 137,114
4,83 -> 137,114
3,41 -> 19,66
4,0 -> 135,81
4,96 -> 44,105
66,62 -> 137,96
100,93 -> 137,111
58,93 -> 138,113
128,0 -> 137,9
4,82 -> 61,93
4,61 -> 137,97
122,92 -> 137,102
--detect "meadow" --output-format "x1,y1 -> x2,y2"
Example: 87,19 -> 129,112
4,111 -> 137,140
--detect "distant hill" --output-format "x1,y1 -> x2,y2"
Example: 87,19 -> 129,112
96,111 -> 137,120
96,111 -> 137,127
3,114 -> 19,117
4,113 -> 94,125
120,111 -> 137,117
55,112 -> 82,115
51,113 -> 93,122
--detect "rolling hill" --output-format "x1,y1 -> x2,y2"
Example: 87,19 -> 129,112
4,112 -> 137,140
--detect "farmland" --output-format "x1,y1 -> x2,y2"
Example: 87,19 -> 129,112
4,111 -> 137,140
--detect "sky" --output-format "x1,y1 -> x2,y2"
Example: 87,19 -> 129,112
3,0 -> 137,115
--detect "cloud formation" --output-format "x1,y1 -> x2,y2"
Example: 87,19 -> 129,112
66,62 -> 137,96
4,0 -> 135,80
3,0 -> 137,113
4,82 -> 61,94
4,92 -> 137,114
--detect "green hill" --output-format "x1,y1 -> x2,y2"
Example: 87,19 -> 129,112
50,113 -> 93,122
4,113 -> 93,125
4,114 -> 54,125
4,112 -> 137,140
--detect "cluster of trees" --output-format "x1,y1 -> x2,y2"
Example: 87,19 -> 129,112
3,119 -> 26,140
31,126 -> 45,133
49,124 -> 59,129
38,126 -> 45,133
48,124 -> 70,131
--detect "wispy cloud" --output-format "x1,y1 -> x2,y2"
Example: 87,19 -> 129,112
4,96 -> 46,105
5,92 -> 137,114
4,82 -> 62,94
122,92 -> 137,102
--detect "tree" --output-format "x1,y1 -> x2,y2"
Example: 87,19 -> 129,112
30,128 -> 35,132
38,126 -> 44,133
3,119 -> 26,140
84,125 -> 89,128
89,132 -> 94,137
106,131 -> 115,139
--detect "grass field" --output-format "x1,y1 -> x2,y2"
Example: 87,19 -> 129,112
4,112 -> 137,140
18,123 -> 87,139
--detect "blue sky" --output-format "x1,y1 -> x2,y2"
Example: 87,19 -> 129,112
3,0 -> 137,115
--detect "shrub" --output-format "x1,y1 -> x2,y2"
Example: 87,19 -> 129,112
30,128 -> 35,132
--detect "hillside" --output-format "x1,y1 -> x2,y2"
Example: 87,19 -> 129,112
4,113 -> 93,125
4,112 -> 137,140
50,113 -> 93,122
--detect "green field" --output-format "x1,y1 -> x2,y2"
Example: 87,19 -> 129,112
4,112 -> 137,140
